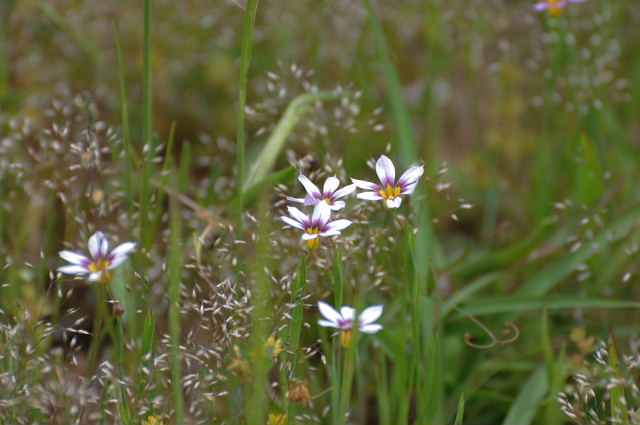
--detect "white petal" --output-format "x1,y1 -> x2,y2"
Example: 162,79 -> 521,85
385,197 -> 402,208
281,216 -> 305,230
323,176 -> 340,194
375,155 -> 396,186
401,182 -> 418,195
298,174 -> 321,197
359,324 -> 383,334
58,264 -> 89,275
319,230 -> 341,238
59,250 -> 89,266
318,319 -> 338,329
287,206 -> 309,224
350,178 -> 379,191
88,271 -> 104,282
326,219 -> 352,232
333,184 -> 356,199
302,233 -> 319,241
311,202 -> 331,227
108,242 -> 136,268
329,200 -> 346,211
340,306 -> 356,321
398,164 -> 424,186
318,301 -> 341,324
359,305 -> 383,326
357,192 -> 384,201
88,232 -> 107,259
285,196 -> 306,204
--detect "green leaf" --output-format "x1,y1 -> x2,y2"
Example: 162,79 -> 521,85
244,90 -> 335,188
502,367 -> 547,425
454,393 -> 465,425
460,296 -> 640,316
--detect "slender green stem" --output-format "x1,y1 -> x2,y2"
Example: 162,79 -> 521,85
236,0 -> 260,232
168,173 -> 184,423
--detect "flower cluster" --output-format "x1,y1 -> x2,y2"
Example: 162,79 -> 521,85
281,154 -> 423,346
533,0 -> 588,17
280,154 -> 424,250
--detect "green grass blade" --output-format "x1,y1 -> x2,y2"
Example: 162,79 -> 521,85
332,246 -> 344,308
364,0 -> 417,167
140,0 -> 154,247
609,329 -> 631,425
244,90 -> 335,188
168,172 -> 184,423
454,393 -> 465,425
235,0 -> 260,219
460,296 -> 640,316
112,21 -> 136,227
502,367 -> 547,425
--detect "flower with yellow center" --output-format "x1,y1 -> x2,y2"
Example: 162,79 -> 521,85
58,231 -> 136,284
352,155 -> 424,209
317,301 -> 383,348
534,0 -> 588,17
287,174 -> 356,211
280,202 -> 352,250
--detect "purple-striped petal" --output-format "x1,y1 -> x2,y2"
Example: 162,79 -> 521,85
323,176 -> 340,194
326,219 -> 352,233
357,192 -> 384,201
359,305 -> 383,326
281,216 -> 305,230
298,174 -> 321,197
351,178 -> 379,191
397,164 -> 424,187
287,206 -> 309,224
375,155 -> 396,187
59,250 -> 90,266
318,301 -> 341,325
333,184 -> 356,199
311,202 -> 331,227
58,264 -> 90,275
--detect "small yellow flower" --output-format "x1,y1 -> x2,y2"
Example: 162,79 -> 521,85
267,413 -> 287,425
266,336 -> 283,356
143,415 -> 164,425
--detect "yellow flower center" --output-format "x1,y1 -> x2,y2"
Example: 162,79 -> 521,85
378,184 -> 401,200
88,259 -> 112,284
340,330 -> 352,348
305,227 -> 321,250
548,0 -> 563,17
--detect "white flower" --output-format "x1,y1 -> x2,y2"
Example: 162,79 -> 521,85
317,301 -> 383,347
351,154 -> 424,209
58,232 -> 136,284
286,174 -> 356,211
280,202 -> 352,250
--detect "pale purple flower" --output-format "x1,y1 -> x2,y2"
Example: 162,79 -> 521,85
280,202 -> 352,250
58,231 -> 136,284
351,155 -> 424,209
317,301 -> 383,347
286,174 -> 356,211
534,0 -> 587,16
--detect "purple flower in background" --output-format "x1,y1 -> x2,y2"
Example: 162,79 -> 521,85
58,232 -> 136,284
534,0 -> 587,17
286,174 -> 355,211
317,301 -> 383,347
351,155 -> 424,209
280,202 -> 352,250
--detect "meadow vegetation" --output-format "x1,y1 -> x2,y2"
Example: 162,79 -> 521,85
1,0 -> 640,424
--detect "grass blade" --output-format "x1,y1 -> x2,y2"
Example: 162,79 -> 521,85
235,0 -> 260,229
244,90 -> 335,188
502,367 -> 547,425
